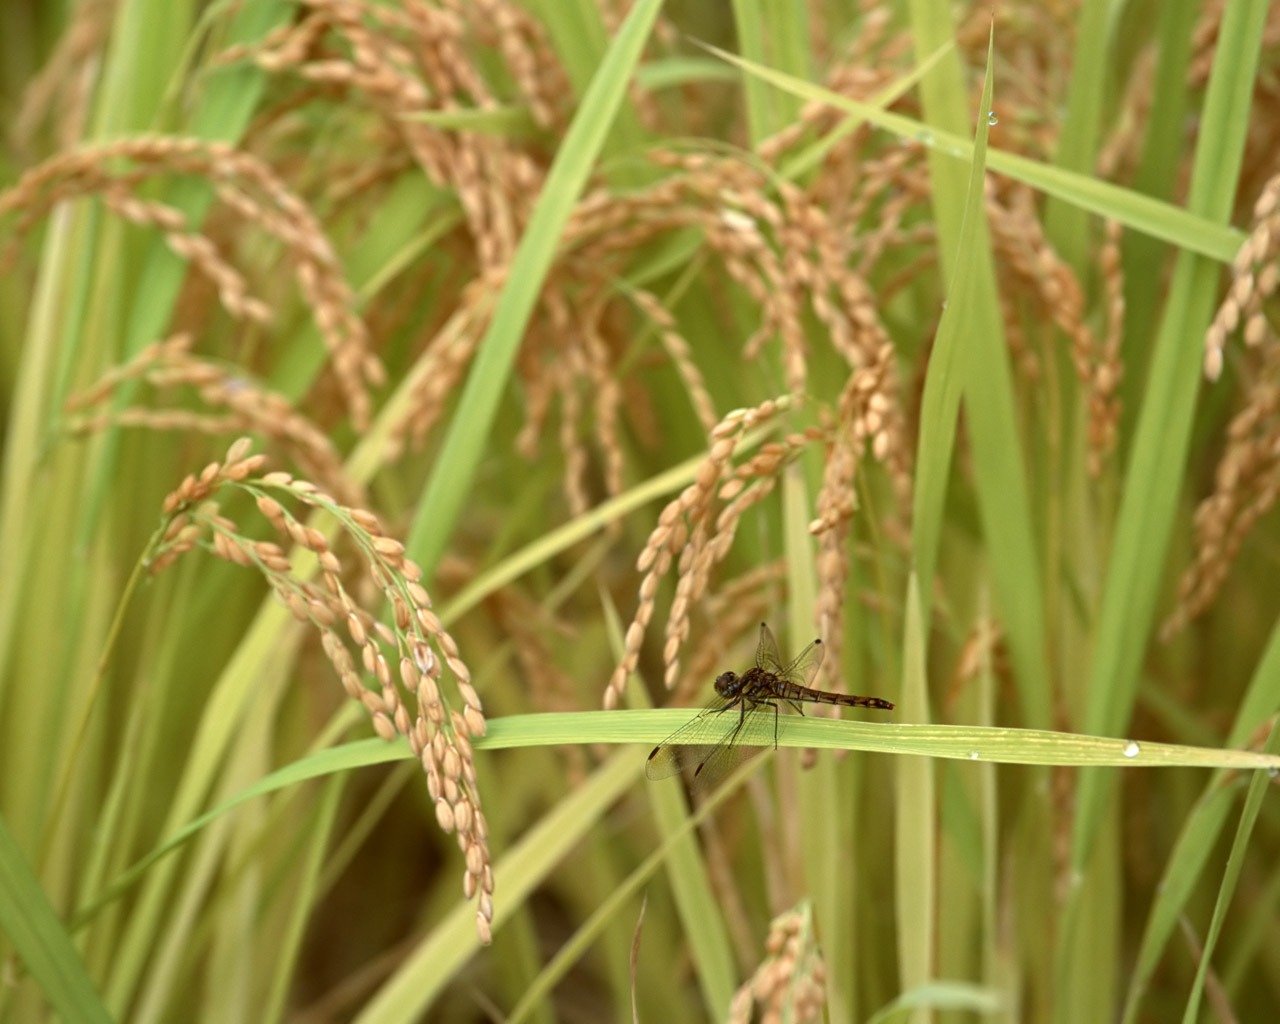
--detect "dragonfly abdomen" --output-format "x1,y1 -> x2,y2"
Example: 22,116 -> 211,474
774,681 -> 896,710
825,692 -> 895,710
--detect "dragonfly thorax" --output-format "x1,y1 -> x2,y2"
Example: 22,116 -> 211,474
714,670 -> 743,697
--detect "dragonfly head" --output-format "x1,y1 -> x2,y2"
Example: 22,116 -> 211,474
714,670 -> 740,696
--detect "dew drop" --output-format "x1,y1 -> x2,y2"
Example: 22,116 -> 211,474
1122,740 -> 1141,759
915,129 -> 935,146
967,750 -> 980,761
1268,765 -> 1279,779
987,110 -> 999,126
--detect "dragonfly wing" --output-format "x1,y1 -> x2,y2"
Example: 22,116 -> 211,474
647,742 -> 732,781
678,736 -> 764,789
646,697 -> 734,780
684,697 -> 786,787
646,695 -> 784,787
756,622 -> 785,675
784,638 -> 825,688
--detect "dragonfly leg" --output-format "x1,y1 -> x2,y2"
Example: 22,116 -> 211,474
743,695 -> 782,748
724,697 -> 751,750
766,699 -> 782,748
713,699 -> 753,761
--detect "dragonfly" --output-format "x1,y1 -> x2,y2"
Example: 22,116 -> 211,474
646,622 -> 895,788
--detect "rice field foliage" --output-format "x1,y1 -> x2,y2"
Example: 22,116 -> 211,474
2,1 -> 1280,1021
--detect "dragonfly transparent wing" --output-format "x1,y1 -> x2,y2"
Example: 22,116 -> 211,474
756,622 -> 785,674
645,695 -> 782,788
756,622 -> 825,689
782,637 -> 825,688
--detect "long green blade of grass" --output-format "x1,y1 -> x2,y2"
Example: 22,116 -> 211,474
914,10 -> 1053,731
1043,0 -> 1111,263
1123,0 -> 1200,369
471,713 -> 1280,771
896,574 -> 936,1018
905,29 -> 981,620
0,816 -> 113,1024
697,45 -> 1242,263
74,700 -> 1280,937
732,0 -> 810,143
